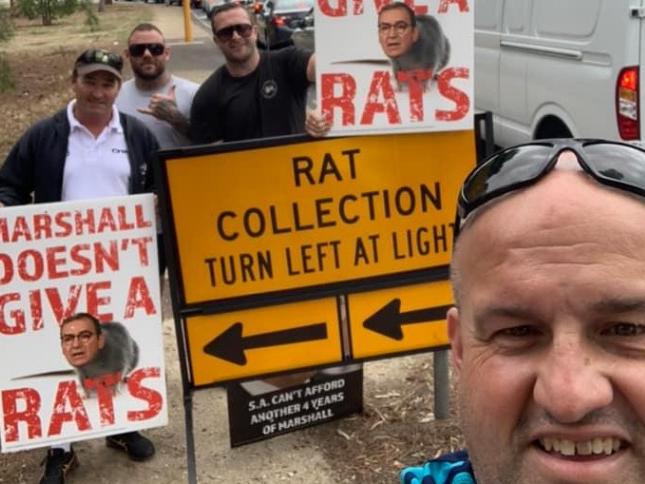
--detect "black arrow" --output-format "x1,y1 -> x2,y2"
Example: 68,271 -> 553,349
203,321 -> 328,366
363,299 -> 452,340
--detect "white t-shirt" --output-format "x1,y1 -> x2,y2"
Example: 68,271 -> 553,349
62,101 -> 130,201
116,75 -> 198,149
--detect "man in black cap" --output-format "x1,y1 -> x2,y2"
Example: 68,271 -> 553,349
0,48 -> 159,484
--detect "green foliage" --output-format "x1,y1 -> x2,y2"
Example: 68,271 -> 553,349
0,8 -> 13,42
0,54 -> 14,93
80,0 -> 98,31
0,8 -> 14,91
17,0 -> 79,26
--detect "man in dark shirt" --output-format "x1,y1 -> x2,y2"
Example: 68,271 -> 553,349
190,2 -> 323,143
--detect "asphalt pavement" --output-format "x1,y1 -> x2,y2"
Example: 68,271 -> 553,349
154,3 -> 224,83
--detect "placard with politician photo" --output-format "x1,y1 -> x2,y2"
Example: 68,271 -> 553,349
0,194 -> 168,452
314,0 -> 473,136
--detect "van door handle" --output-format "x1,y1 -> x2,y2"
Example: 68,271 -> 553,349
500,40 -> 583,60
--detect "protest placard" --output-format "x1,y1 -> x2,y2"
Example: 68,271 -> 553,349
0,194 -> 167,452
315,0 -> 473,136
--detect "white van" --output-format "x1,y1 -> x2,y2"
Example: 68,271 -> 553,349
475,0 -> 643,147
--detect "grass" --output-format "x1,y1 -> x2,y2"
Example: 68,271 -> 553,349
1,3 -> 154,53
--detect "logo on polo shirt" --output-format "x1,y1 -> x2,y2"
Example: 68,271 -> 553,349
112,148 -> 128,154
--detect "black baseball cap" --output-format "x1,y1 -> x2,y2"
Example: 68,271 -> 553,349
74,48 -> 123,80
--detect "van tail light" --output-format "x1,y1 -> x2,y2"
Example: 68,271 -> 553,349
273,15 -> 285,27
616,66 -> 640,140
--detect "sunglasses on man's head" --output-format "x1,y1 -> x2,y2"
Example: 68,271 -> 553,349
454,139 -> 645,239
76,48 -> 123,71
215,23 -> 253,41
128,43 -> 165,57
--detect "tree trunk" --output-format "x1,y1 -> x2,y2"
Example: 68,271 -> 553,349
97,0 -> 105,13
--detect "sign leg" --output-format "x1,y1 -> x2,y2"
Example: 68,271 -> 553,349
184,391 -> 197,484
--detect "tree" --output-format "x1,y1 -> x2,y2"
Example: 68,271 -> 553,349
17,0 -> 78,26
0,7 -> 14,92
79,0 -> 98,29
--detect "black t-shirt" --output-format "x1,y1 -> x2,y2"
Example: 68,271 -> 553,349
190,47 -> 311,143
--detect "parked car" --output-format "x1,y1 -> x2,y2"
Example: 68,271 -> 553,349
290,6 -> 314,50
255,0 -> 314,49
475,0 -> 645,148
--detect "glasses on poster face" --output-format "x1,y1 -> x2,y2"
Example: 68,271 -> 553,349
214,23 -> 254,41
378,21 -> 411,35
454,139 -> 645,239
128,43 -> 166,57
61,331 -> 97,345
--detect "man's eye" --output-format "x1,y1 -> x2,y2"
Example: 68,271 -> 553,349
602,323 -> 645,337
497,326 -> 538,338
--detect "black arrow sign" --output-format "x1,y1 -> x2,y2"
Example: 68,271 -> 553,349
363,299 -> 452,340
203,321 -> 328,366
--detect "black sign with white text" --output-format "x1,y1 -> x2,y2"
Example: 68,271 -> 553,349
227,368 -> 363,447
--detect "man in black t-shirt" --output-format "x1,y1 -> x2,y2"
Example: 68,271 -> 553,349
191,3 -> 327,143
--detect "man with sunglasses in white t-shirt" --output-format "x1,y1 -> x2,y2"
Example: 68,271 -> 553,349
401,140 -> 645,484
117,22 -> 198,149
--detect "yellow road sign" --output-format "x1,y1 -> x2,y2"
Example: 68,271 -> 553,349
186,298 -> 343,385
347,280 -> 453,359
164,130 -> 474,305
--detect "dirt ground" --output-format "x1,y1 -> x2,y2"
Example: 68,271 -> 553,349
0,5 -> 465,483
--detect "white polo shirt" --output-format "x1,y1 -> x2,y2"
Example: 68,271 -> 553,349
62,101 -> 131,201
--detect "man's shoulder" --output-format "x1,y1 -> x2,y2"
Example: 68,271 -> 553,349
265,46 -> 312,62
400,450 -> 475,484
118,112 -> 157,145
194,67 -> 227,99
24,108 -> 68,137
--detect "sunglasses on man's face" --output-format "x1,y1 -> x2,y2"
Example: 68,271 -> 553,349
214,23 -> 254,41
128,43 -> 165,57
454,139 -> 645,239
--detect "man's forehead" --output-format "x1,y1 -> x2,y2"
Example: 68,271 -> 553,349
214,7 -> 250,26
129,29 -> 164,44
61,317 -> 93,331
379,7 -> 410,22
80,70 -> 119,82
460,169 -> 645,239
453,169 -> 645,277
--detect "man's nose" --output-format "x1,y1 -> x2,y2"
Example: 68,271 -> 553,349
533,333 -> 613,423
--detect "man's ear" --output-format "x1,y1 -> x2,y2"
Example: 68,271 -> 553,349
447,306 -> 463,373
412,26 -> 420,43
97,333 -> 106,350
